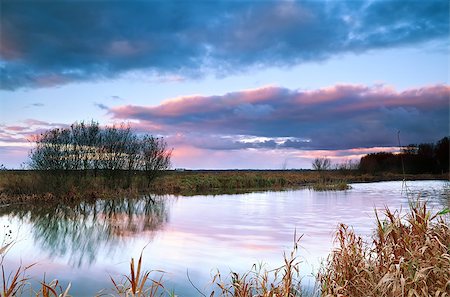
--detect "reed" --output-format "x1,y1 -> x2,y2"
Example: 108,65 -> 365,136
210,234 -> 313,297
318,201 -> 450,296
0,240 -> 32,297
310,181 -> 351,191
1,265 -> 30,297
110,252 -> 167,297
35,277 -> 71,297
0,170 -> 447,204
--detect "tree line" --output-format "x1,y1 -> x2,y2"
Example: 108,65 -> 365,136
29,121 -> 171,180
359,137 -> 449,174
311,137 -> 448,174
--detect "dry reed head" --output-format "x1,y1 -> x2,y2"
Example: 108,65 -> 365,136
210,234 -> 307,297
36,277 -> 71,297
110,251 -> 166,297
318,200 -> 450,297
1,262 -> 40,297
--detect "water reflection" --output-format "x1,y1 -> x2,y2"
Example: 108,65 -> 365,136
0,195 -> 169,267
0,180 -> 447,296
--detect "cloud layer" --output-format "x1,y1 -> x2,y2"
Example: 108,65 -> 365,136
1,84 -> 448,168
0,120 -> 71,168
1,0 -> 448,89
109,84 -> 449,151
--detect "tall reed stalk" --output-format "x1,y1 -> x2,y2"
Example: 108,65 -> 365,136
210,234 -> 309,297
110,252 -> 167,297
318,201 -> 450,296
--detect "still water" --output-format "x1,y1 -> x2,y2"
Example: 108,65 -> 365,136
1,180 -> 448,296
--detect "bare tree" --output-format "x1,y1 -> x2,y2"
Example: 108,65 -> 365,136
334,160 -> 359,171
312,157 -> 331,171
140,136 -> 172,184
29,121 -> 171,184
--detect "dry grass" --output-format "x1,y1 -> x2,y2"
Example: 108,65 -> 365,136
35,277 -> 71,297
0,242 -> 71,297
150,170 -> 446,195
0,170 -> 447,204
310,181 -> 351,191
318,201 -> 450,297
210,234 -> 314,297
0,171 -> 146,205
110,252 -> 168,297
1,264 -> 31,297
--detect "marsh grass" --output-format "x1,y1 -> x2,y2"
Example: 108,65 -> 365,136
210,234 -> 317,297
35,277 -> 71,297
110,252 -> 168,297
150,170 -> 445,195
0,257 -> 71,297
310,181 -> 351,191
318,201 -> 450,296
0,240 -> 72,297
0,170 -> 446,204
1,264 -> 31,297
0,171 -> 151,205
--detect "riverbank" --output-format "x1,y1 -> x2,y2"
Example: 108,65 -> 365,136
151,170 -> 447,194
0,170 -> 448,204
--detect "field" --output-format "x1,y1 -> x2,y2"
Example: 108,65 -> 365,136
0,169 -> 447,204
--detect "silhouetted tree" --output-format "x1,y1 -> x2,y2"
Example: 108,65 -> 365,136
141,135 -> 172,185
359,152 -> 399,173
359,137 -> 449,174
334,160 -> 359,171
312,157 -> 331,171
28,121 -> 171,183
435,137 -> 449,173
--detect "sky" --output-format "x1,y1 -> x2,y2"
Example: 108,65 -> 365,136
0,0 -> 449,169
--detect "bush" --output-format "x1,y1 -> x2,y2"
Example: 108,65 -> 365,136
28,121 -> 171,183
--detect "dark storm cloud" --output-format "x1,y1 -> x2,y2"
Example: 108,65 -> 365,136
1,0 -> 448,89
110,84 -> 450,151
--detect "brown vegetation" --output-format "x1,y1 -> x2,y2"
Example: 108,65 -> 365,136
0,170 -> 447,204
319,202 -> 450,296
149,170 -> 447,195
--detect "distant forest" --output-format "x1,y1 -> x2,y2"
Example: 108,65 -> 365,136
359,137 -> 449,174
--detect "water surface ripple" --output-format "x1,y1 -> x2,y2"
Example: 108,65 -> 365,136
1,180 -> 448,295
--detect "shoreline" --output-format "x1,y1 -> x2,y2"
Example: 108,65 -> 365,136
0,170 -> 448,205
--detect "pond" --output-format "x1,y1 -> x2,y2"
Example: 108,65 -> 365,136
0,180 -> 448,296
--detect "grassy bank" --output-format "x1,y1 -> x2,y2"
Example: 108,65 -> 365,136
94,170 -> 450,195
1,201 -> 448,296
0,170 -> 150,205
0,170 -> 448,204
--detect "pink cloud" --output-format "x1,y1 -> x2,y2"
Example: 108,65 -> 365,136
107,84 -> 449,154
293,147 -> 399,161
0,119 -> 69,147
110,86 -> 288,120
168,145 -> 402,169
110,84 -> 449,120
24,119 -> 49,126
3,126 -> 28,132
2,84 -> 448,169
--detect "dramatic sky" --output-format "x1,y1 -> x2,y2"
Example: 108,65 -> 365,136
0,0 -> 449,169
